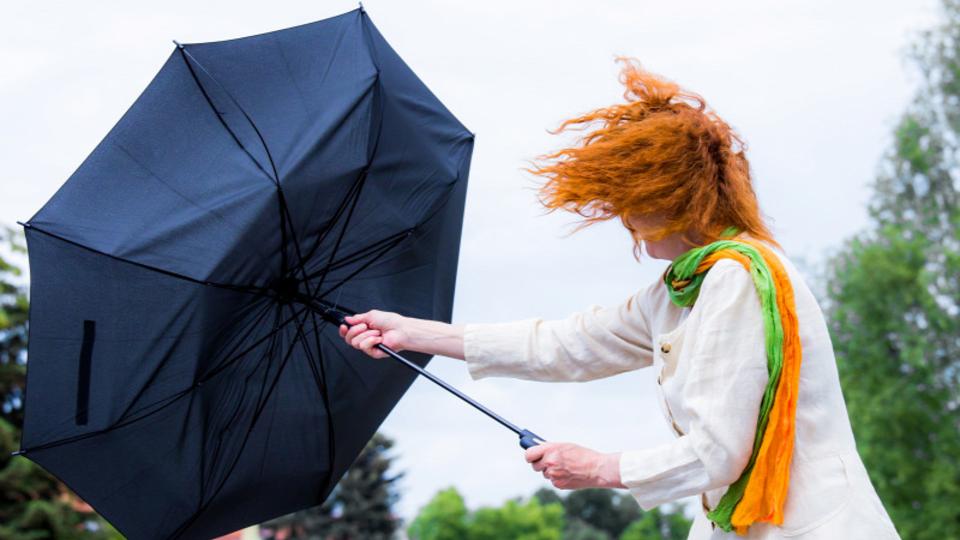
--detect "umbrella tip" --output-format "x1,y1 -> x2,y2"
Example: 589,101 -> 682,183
16,221 -> 30,229
172,40 -> 184,50
358,1 -> 365,13
10,449 -> 25,457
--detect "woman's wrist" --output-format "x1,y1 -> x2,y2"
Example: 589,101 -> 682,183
400,316 -> 466,360
596,452 -> 626,489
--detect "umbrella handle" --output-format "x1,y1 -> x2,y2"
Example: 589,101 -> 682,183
519,429 -> 545,449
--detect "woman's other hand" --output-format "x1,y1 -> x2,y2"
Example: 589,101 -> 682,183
338,310 -> 408,359
525,442 -> 625,490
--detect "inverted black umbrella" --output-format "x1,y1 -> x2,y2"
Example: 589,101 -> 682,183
15,6 -> 542,539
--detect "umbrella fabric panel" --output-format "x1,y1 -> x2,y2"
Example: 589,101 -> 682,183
182,10 -> 380,188
29,50 -> 285,287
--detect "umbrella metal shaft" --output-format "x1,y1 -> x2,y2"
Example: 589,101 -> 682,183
373,341 -> 522,434
305,298 -> 544,448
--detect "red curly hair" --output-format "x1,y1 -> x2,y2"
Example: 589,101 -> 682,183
525,57 -> 779,260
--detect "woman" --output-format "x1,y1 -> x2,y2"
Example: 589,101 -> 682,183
337,58 -> 900,539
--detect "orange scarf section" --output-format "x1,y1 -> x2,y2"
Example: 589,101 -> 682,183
668,236 -> 802,534
730,239 -> 801,532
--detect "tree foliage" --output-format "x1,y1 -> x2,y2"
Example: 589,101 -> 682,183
822,1 -> 960,539
559,488 -> 642,539
617,508 -> 691,540
406,487 -> 469,540
411,487 -> 691,540
409,487 -> 564,540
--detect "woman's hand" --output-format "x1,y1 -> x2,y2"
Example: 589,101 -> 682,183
338,310 -> 408,359
525,442 -> 625,490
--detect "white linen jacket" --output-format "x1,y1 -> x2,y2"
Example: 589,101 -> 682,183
462,240 -> 901,539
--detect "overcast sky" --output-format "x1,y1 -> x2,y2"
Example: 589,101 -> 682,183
1,0 -> 939,525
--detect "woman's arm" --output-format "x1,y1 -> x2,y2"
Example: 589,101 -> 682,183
339,281 -> 658,383
525,260 -> 769,502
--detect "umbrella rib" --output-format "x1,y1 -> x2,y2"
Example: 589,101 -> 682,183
175,45 -> 309,282
177,44 -> 343,294
27,296 -> 273,439
297,57 -> 386,294
14,301 -> 304,456
169,301 -> 309,540
306,145 -> 470,296
199,303 -> 285,505
313,232 -> 410,301
298,170 -> 367,267
311,171 -> 367,295
195,304 -> 311,384
303,227 -> 413,281
279,50 -> 387,304
110,140 -> 274,267
291,308 -> 339,499
174,46 -> 277,186
177,45 -> 349,300
112,297 -> 274,426
21,223 -> 267,296
175,45 -> 281,185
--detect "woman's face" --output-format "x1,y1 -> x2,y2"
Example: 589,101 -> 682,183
624,214 -> 702,261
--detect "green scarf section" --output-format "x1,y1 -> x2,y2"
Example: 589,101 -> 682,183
661,228 -> 786,532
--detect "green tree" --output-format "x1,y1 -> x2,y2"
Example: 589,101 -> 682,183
0,227 -> 120,540
408,488 -> 564,540
262,432 -> 403,539
532,488 -> 690,540
406,487 -> 469,540
822,1 -> 960,539
412,486 -> 693,540
618,507 -> 691,540
561,489 -> 640,539
468,496 -> 564,540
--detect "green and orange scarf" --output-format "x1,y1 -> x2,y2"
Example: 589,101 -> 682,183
662,228 -> 801,535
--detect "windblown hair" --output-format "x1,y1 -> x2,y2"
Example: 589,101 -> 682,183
525,57 -> 779,260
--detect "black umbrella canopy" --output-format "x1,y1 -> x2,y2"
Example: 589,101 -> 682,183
18,6 -> 473,539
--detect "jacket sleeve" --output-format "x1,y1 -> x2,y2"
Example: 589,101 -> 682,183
618,259 -> 770,510
461,282 -> 657,382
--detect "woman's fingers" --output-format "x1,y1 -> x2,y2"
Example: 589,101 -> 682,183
524,444 -> 548,463
338,310 -> 403,359
359,334 -> 384,353
344,322 -> 370,342
350,329 -> 381,348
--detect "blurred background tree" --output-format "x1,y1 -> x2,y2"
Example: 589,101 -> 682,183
261,432 -> 402,540
408,487 -> 564,540
0,227 -> 121,540
409,486 -> 689,540
822,1 -> 960,539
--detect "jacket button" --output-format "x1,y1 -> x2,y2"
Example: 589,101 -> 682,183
660,343 -> 671,354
